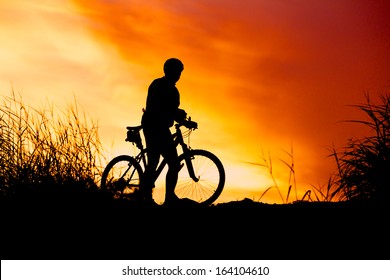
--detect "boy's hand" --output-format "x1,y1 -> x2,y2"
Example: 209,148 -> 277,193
184,119 -> 198,129
175,108 -> 187,121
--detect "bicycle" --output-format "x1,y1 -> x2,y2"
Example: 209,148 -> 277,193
100,117 -> 225,206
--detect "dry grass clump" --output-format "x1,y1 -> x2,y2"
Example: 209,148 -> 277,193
0,91 -> 105,200
255,91 -> 390,204
330,92 -> 390,203
255,147 -> 297,204
254,147 -> 339,203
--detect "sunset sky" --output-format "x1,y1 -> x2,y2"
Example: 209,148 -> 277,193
1,0 -> 389,204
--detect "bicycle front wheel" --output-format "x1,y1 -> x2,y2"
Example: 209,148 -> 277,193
176,149 -> 225,206
100,155 -> 143,199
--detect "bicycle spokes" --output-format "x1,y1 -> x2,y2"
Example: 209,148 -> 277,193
101,155 -> 143,200
176,149 -> 225,205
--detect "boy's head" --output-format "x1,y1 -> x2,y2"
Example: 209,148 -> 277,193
163,58 -> 184,83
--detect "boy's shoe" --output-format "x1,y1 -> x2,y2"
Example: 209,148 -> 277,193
143,198 -> 160,208
138,187 -> 160,208
138,186 -> 153,200
162,195 -> 180,207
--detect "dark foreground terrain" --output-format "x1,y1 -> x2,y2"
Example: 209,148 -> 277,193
1,189 -> 389,260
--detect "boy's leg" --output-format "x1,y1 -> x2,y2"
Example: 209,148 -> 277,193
142,127 -> 160,201
142,150 -> 159,201
162,135 -> 180,204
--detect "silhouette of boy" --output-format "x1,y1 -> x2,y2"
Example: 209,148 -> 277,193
141,58 -> 187,206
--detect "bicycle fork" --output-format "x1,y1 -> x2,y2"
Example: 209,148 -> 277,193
182,147 -> 199,182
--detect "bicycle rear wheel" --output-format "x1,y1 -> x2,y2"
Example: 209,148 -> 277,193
176,149 -> 225,206
100,155 -> 143,200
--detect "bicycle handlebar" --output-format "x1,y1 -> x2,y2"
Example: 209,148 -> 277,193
177,117 -> 198,130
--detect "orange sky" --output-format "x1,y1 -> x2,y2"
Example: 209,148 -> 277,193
1,0 -> 390,204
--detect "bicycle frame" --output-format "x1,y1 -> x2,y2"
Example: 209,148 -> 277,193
102,118 -> 225,205
134,123 -> 199,184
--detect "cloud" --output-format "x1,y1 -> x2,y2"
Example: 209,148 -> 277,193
2,0 -> 390,203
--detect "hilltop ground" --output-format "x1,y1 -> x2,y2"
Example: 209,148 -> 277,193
1,189 -> 388,260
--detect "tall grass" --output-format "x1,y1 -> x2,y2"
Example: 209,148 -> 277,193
255,146 -> 336,203
255,91 -> 390,204
0,91 -> 106,199
254,146 -> 298,204
329,92 -> 390,203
